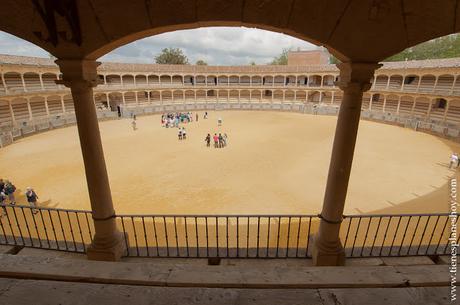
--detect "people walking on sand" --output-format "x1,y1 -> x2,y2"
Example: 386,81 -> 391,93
178,128 -> 183,140
25,187 -> 39,214
131,119 -> 137,131
218,117 -> 222,127
218,133 -> 225,148
450,153 -> 459,169
3,180 -> 16,205
182,127 -> 187,140
204,112 -> 208,119
196,113 -> 199,122
223,133 -> 228,147
205,134 -> 211,147
213,133 -> 219,148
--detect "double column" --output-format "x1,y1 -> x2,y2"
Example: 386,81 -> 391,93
313,62 -> 380,266
56,59 -> 125,261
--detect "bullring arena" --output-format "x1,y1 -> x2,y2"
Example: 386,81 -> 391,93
1,55 -> 460,215
0,54 -> 459,261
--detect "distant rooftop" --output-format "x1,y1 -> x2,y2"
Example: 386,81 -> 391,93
0,54 -> 460,73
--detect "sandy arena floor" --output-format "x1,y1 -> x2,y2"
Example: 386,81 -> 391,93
0,111 -> 457,215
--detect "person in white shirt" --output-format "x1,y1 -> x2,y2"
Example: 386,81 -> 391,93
449,153 -> 458,169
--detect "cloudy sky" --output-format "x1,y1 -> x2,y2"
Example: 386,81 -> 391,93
0,27 -> 317,65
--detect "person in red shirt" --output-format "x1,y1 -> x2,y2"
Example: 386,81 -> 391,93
213,134 -> 219,148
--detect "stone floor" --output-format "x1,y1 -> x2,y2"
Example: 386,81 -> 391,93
0,246 -> 456,304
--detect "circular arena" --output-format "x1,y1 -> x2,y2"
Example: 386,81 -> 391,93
0,110 -> 457,215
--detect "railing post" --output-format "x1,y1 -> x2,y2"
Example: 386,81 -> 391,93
312,62 -> 380,266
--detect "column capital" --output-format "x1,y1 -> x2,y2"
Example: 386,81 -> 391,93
55,59 -> 101,89
335,62 -> 382,92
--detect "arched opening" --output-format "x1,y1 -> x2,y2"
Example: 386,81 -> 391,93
388,75 -> 403,90
23,72 -> 41,91
434,74 -> 454,94
418,75 -> 436,93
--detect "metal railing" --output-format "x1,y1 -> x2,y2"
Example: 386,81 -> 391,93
1,204 -> 457,259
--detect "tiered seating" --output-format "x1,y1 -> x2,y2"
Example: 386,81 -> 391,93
373,75 -> 388,90
0,100 -> 12,125
150,91 -> 161,104
23,73 -> 42,91
229,76 -> 239,86
398,97 -> 415,116
273,90 -> 283,102
297,76 -> 308,86
412,98 -> 430,118
0,75 -> 6,95
274,75 -> 284,86
195,75 -> 206,85
370,95 -> 384,111
161,90 -> 172,103
445,102 -> 460,124
452,77 -> 460,95
263,76 -> 273,86
135,75 -> 147,87
123,92 -> 136,106
240,76 -> 250,86
333,93 -> 342,105
295,91 -> 306,102
148,75 -> 160,85
137,91 -> 149,105
63,95 -> 75,113
122,75 -> 135,87
46,96 -> 63,115
172,75 -> 182,85
434,75 -> 454,94
308,75 -> 322,87
402,76 -> 419,92
106,74 -> 122,86
308,91 -> 321,103
42,73 -> 59,90
251,76 -> 262,86
240,90 -> 250,101
361,94 -> 371,109
428,99 -> 447,122
388,75 -> 403,90
384,96 -> 399,113
11,98 -> 30,121
4,72 -> 24,92
206,76 -> 218,86
286,75 -> 296,86
29,96 -> 48,118
160,75 -> 171,84
172,90 -> 184,103
418,75 -> 436,93
322,75 -> 335,87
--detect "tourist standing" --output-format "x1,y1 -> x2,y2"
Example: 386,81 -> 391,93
205,134 -> 211,147
0,191 -> 6,216
223,133 -> 228,147
213,133 -> 219,148
132,119 -> 137,131
218,117 -> 222,126
218,133 -> 224,148
182,127 -> 187,140
450,153 -> 459,169
25,187 -> 39,214
3,180 -> 16,205
196,113 -> 198,122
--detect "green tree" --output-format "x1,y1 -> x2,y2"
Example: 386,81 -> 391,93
249,61 -> 257,66
154,48 -> 189,64
195,59 -> 208,65
385,34 -> 460,61
270,48 -> 291,65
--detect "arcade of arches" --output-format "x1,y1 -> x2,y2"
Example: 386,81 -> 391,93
0,1 -> 459,265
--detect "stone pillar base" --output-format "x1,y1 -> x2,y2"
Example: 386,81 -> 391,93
312,237 -> 346,266
86,232 -> 126,261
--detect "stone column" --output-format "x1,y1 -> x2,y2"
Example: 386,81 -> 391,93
55,59 -> 125,261
313,62 -> 380,266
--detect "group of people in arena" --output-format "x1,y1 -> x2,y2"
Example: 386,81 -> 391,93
205,133 -> 228,148
161,112 -> 197,128
0,178 -> 39,216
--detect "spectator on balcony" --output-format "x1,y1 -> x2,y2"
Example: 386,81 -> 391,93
3,180 -> 16,205
25,187 -> 39,214
0,191 -> 6,216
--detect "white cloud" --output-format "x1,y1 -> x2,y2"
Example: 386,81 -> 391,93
0,27 -> 318,65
